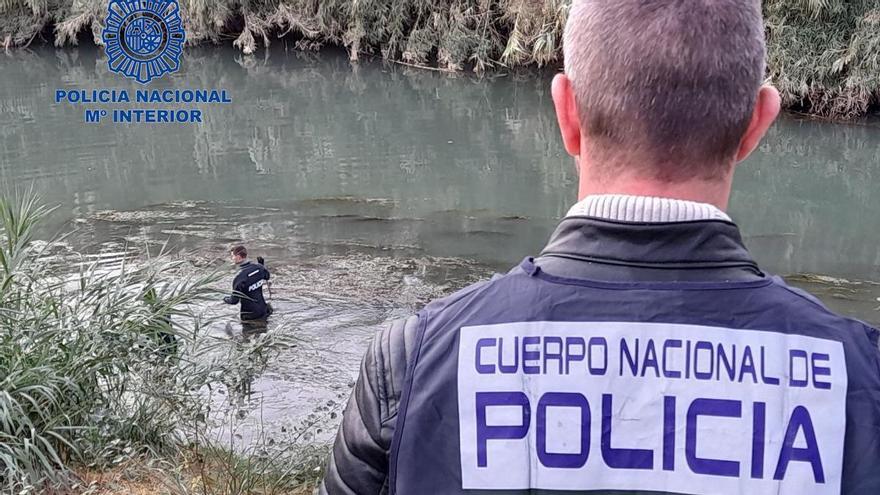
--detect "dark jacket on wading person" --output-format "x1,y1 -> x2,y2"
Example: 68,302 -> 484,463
321,1 -> 880,494
223,245 -> 273,321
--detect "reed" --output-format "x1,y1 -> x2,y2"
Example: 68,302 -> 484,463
0,189 -> 315,493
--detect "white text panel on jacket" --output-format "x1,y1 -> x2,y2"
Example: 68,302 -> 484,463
457,321 -> 846,494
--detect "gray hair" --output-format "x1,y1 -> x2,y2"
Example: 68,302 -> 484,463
563,0 -> 766,180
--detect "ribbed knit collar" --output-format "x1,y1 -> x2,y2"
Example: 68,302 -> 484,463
566,194 -> 731,223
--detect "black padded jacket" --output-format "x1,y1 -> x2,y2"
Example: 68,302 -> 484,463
223,260 -> 271,320
319,217 -> 775,494
320,315 -> 418,494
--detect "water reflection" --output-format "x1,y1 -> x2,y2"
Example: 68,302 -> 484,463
2,45 -> 879,281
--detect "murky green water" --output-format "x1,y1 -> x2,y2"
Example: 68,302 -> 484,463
2,45 -> 880,447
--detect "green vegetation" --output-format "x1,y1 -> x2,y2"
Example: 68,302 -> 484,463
765,0 -> 880,118
0,190 -> 320,494
0,0 -> 878,118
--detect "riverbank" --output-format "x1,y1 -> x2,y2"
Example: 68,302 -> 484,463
73,447 -> 323,494
1,0 -> 878,119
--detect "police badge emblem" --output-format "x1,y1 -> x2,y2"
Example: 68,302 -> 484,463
102,0 -> 186,84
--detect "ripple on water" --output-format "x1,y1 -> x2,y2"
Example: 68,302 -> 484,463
196,250 -> 490,453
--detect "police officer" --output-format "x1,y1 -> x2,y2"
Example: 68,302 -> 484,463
321,1 -> 880,493
223,245 -> 272,322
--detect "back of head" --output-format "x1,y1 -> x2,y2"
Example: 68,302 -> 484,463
231,245 -> 247,259
563,0 -> 766,180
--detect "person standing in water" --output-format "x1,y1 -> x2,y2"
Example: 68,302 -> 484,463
223,245 -> 273,322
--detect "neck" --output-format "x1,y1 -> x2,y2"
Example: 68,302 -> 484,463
577,167 -> 734,211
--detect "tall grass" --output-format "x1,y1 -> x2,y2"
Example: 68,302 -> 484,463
765,0 -> 880,118
0,191 -> 315,493
0,189 -> 212,490
1,0 -> 878,118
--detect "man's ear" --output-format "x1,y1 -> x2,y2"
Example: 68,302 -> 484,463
552,73 -> 582,157
736,85 -> 781,163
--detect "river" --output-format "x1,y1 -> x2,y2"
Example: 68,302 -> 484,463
2,44 -> 879,451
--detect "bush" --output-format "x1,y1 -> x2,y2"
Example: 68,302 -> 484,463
0,190 -> 223,492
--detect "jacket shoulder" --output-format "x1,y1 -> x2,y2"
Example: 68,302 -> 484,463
770,276 -> 880,341
369,272 -> 514,419
372,314 -> 420,423
320,315 -> 419,495
768,276 -> 880,376
420,270 -> 515,318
